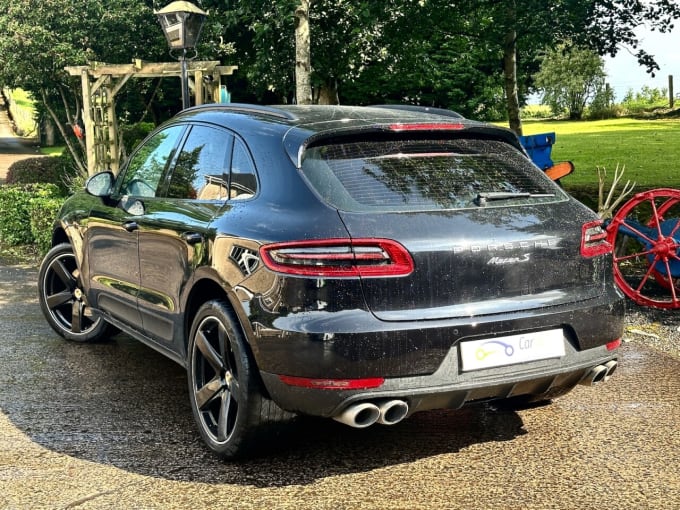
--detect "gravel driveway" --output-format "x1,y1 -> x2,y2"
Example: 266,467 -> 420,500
625,302 -> 680,360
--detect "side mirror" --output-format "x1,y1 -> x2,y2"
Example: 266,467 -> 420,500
85,171 -> 114,197
545,161 -> 574,182
120,196 -> 145,216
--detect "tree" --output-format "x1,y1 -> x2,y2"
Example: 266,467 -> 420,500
294,0 -> 312,104
393,0 -> 680,135
218,0 -> 390,105
3,0 -> 679,154
534,44 -> 607,120
0,0 -> 167,175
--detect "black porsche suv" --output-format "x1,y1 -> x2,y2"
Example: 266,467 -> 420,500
38,104 -> 625,458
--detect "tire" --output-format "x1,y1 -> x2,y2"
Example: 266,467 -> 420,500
37,243 -> 111,342
187,300 -> 282,459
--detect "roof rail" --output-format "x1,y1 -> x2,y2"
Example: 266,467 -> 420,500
371,104 -> 465,119
191,103 -> 298,121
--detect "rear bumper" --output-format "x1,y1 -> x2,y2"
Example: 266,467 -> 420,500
261,344 -> 618,417
254,290 -> 625,417
251,287 -> 625,379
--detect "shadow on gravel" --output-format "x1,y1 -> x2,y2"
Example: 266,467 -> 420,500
0,261 -> 528,488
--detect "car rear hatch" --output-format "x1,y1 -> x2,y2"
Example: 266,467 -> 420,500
298,128 -> 610,321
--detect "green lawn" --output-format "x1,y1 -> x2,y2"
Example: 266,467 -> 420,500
509,117 -> 680,210
521,118 -> 680,190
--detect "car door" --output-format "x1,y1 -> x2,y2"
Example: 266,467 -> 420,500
85,124 -> 186,329
135,124 -> 256,354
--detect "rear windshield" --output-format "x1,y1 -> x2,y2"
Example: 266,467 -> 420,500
300,138 -> 567,212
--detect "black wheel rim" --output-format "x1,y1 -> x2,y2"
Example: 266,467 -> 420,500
42,252 -> 101,335
191,315 -> 241,444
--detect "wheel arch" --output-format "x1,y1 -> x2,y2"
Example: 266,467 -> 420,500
183,277 -> 270,397
183,277 -> 256,354
51,227 -> 69,247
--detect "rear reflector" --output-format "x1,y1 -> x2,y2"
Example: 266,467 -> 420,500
606,339 -> 622,351
278,375 -> 385,390
581,220 -> 612,257
260,238 -> 414,277
388,122 -> 464,131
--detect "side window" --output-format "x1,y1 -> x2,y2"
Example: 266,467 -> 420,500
166,125 -> 233,200
229,139 -> 258,200
119,125 -> 184,197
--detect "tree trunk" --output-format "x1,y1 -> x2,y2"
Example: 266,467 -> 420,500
503,29 -> 523,136
40,89 -> 87,176
294,1 -> 313,105
42,118 -> 55,146
316,79 -> 339,105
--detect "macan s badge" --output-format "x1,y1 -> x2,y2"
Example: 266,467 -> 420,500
487,254 -> 532,265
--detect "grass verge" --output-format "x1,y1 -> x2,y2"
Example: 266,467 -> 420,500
519,117 -> 680,210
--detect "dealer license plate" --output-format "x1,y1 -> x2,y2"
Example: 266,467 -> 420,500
459,329 -> 565,372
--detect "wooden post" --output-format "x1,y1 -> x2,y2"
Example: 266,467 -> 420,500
670,75 -> 674,109
195,69 -> 204,106
106,84 -> 120,174
80,69 -> 96,176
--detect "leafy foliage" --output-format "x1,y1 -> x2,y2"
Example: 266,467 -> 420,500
534,45 -> 608,120
6,154 -> 77,195
0,184 -> 62,247
621,86 -> 670,113
0,0 -> 678,165
29,196 -> 65,254
0,0 -> 168,173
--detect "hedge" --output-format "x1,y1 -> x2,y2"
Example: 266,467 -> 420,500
29,196 -> 66,254
5,154 -> 78,196
0,183 -> 64,253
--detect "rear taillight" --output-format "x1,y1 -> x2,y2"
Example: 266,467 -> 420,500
278,375 -> 385,390
259,238 -> 414,277
581,220 -> 612,257
606,339 -> 622,351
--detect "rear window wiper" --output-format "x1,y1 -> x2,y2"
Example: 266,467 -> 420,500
474,192 -> 555,206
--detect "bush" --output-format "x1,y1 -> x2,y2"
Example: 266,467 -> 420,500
620,86 -> 669,114
5,153 -> 78,195
585,103 -> 625,120
30,197 -> 65,254
521,104 -> 553,119
0,184 -> 63,248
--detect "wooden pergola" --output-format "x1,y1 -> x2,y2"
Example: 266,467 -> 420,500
66,60 -> 237,175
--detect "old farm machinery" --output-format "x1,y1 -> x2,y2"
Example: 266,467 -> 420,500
520,133 -> 680,310
606,188 -> 680,309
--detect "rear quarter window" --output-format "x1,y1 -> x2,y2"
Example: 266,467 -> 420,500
300,138 -> 567,212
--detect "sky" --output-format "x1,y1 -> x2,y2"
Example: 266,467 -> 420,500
604,23 -> 680,101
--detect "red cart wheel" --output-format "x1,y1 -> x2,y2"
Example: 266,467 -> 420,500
607,188 -> 680,309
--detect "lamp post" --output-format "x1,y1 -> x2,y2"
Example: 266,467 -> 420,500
155,1 -> 207,110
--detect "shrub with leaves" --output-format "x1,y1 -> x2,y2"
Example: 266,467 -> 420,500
0,183 -> 62,247
30,196 -> 65,254
5,153 -> 77,195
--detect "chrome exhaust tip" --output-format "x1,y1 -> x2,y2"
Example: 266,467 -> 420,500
377,399 -> 409,425
603,360 -> 618,382
333,402 -> 381,428
579,364 -> 608,386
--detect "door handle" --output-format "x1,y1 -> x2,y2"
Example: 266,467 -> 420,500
122,221 -> 139,232
183,232 -> 203,245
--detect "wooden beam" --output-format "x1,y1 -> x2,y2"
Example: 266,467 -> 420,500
67,61 -> 237,79
64,61 -> 238,174
111,74 -> 133,97
90,75 -> 109,95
